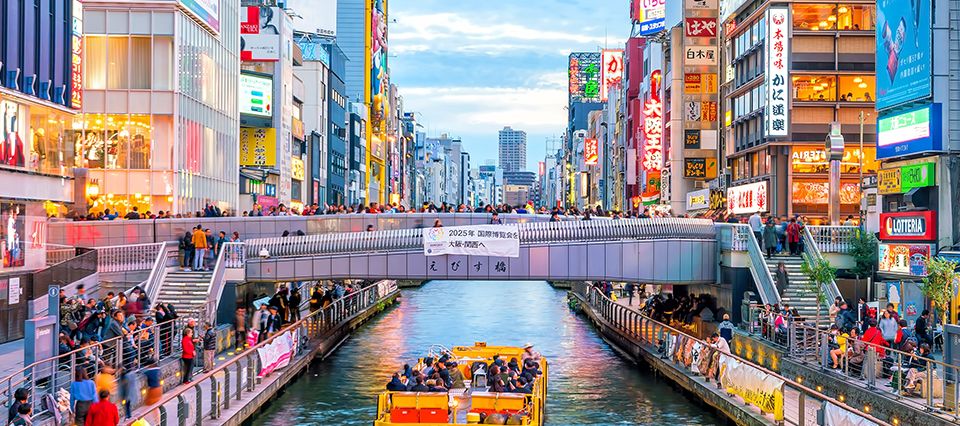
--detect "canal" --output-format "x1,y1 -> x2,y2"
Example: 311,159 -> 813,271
250,281 -> 727,425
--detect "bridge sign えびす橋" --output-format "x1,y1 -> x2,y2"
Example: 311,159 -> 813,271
423,224 -> 521,258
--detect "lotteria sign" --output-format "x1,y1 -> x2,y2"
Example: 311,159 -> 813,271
880,211 -> 936,241
877,104 -> 942,159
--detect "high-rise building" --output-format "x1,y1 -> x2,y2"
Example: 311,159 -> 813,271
498,127 -> 527,172
80,0 -> 240,215
324,42 -> 349,206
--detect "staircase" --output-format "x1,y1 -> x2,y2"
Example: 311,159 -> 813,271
766,255 -> 830,325
156,269 -> 212,318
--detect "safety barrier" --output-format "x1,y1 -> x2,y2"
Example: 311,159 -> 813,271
201,242 -> 246,324
97,243 -> 165,273
243,218 -> 717,259
806,226 -> 859,254
571,282 -> 889,426
2,317 -> 189,421
131,280 -> 399,426
716,223 -> 780,306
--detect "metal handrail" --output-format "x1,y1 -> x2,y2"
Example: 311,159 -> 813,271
96,243 -> 164,273
801,226 -> 842,305
806,225 -> 858,254
202,242 -> 244,323
143,242 -> 178,304
717,223 -> 780,306
571,282 -> 890,426
791,321 -> 960,419
129,280 -> 399,425
244,218 -> 717,259
2,317 -> 188,419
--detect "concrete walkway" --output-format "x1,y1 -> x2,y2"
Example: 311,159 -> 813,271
0,339 -> 25,379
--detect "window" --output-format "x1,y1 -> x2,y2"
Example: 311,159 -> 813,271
129,37 -> 152,89
792,75 -> 837,102
153,36 -> 174,90
793,4 -> 875,31
76,114 -> 152,169
838,75 -> 875,102
107,37 -> 129,89
85,36 -> 107,89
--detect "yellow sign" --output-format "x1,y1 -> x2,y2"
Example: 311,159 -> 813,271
292,118 -> 305,140
878,168 -> 902,195
291,157 -> 305,180
239,128 -> 277,167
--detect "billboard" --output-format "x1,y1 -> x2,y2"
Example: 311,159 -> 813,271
686,188 -> 710,211
1,203 -> 25,269
239,128 -> 277,167
601,49 -> 624,102
726,181 -> 768,214
684,46 -> 718,66
880,211 -> 937,241
179,0 -> 220,34
568,52 -> 602,103
879,243 -> 932,276
584,138 -> 599,165
240,73 -> 273,117
877,103 -> 942,159
765,6 -> 790,137
240,6 -> 281,62
683,158 -> 717,179
876,0 -> 931,110
685,18 -> 718,37
370,0 -> 389,141
70,0 -> 82,109
633,0 -> 666,35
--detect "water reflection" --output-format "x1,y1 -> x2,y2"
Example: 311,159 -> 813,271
251,281 -> 726,425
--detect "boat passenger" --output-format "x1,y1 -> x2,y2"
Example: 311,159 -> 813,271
512,376 -> 532,394
447,362 -> 465,388
386,373 -> 407,391
488,365 -> 506,392
521,343 -> 541,362
408,376 -> 428,392
435,361 -> 453,388
426,378 -> 447,393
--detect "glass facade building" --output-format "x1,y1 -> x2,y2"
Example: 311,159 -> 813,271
78,1 -> 240,215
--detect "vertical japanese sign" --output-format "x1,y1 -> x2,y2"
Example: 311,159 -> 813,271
601,49 -> 624,102
568,52 -> 602,103
239,128 -> 278,167
642,70 -> 663,173
70,0 -> 83,109
584,138 -> 599,165
765,6 -> 790,137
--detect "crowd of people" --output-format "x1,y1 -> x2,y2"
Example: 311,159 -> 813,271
384,344 -> 543,397
177,225 -> 241,271
757,295 -> 941,397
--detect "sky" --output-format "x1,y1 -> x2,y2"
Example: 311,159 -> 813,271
386,0 -> 632,170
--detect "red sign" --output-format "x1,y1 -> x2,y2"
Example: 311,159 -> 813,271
641,71 -> 663,172
880,211 -> 937,241
70,10 -> 83,109
601,49 -> 624,102
685,17 -> 718,37
584,138 -> 599,165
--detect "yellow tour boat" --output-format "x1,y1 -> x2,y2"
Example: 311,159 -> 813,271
374,342 -> 547,425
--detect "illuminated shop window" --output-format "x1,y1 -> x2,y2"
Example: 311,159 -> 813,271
838,75 -> 875,102
792,75 -> 837,102
76,114 -> 153,170
793,4 -> 875,31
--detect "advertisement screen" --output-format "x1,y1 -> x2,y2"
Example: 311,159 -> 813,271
876,0 -> 931,110
240,6 -> 281,62
240,73 -> 273,117
179,0 -> 220,34
879,243 -> 931,276
877,103 -> 942,159
1,203 -> 25,269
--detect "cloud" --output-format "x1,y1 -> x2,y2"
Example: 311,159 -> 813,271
402,86 -> 567,133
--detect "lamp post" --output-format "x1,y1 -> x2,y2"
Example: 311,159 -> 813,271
858,110 -> 867,225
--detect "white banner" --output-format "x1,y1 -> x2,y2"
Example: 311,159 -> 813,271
423,224 -> 521,258
719,355 -> 784,421
821,401 -> 878,426
257,330 -> 295,377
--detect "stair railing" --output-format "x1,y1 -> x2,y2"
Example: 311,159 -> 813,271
717,223 -> 781,306
143,241 -> 179,304
800,226 -> 842,305
202,242 -> 245,323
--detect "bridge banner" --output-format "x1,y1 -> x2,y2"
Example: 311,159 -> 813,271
820,401 -> 879,426
423,224 -> 521,258
719,355 -> 784,421
257,330 -> 295,378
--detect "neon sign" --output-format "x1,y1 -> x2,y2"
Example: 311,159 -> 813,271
601,49 -> 623,102
584,138 -> 598,165
70,0 -> 83,109
642,70 -> 663,172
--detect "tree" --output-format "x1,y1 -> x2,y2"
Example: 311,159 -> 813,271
921,257 -> 959,326
801,253 -> 837,328
848,231 -> 878,280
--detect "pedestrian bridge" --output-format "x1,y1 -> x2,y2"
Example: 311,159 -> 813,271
242,218 -> 719,283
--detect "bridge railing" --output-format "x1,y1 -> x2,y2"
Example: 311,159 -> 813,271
96,242 -> 165,273
570,282 -> 890,426
244,218 -> 717,259
806,225 -> 859,254
131,280 -> 399,426
716,223 -> 780,306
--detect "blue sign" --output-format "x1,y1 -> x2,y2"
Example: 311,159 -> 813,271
876,103 -> 942,160
876,0 -> 932,110
639,19 -> 665,36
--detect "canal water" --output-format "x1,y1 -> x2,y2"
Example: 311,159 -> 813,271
250,281 -> 726,425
